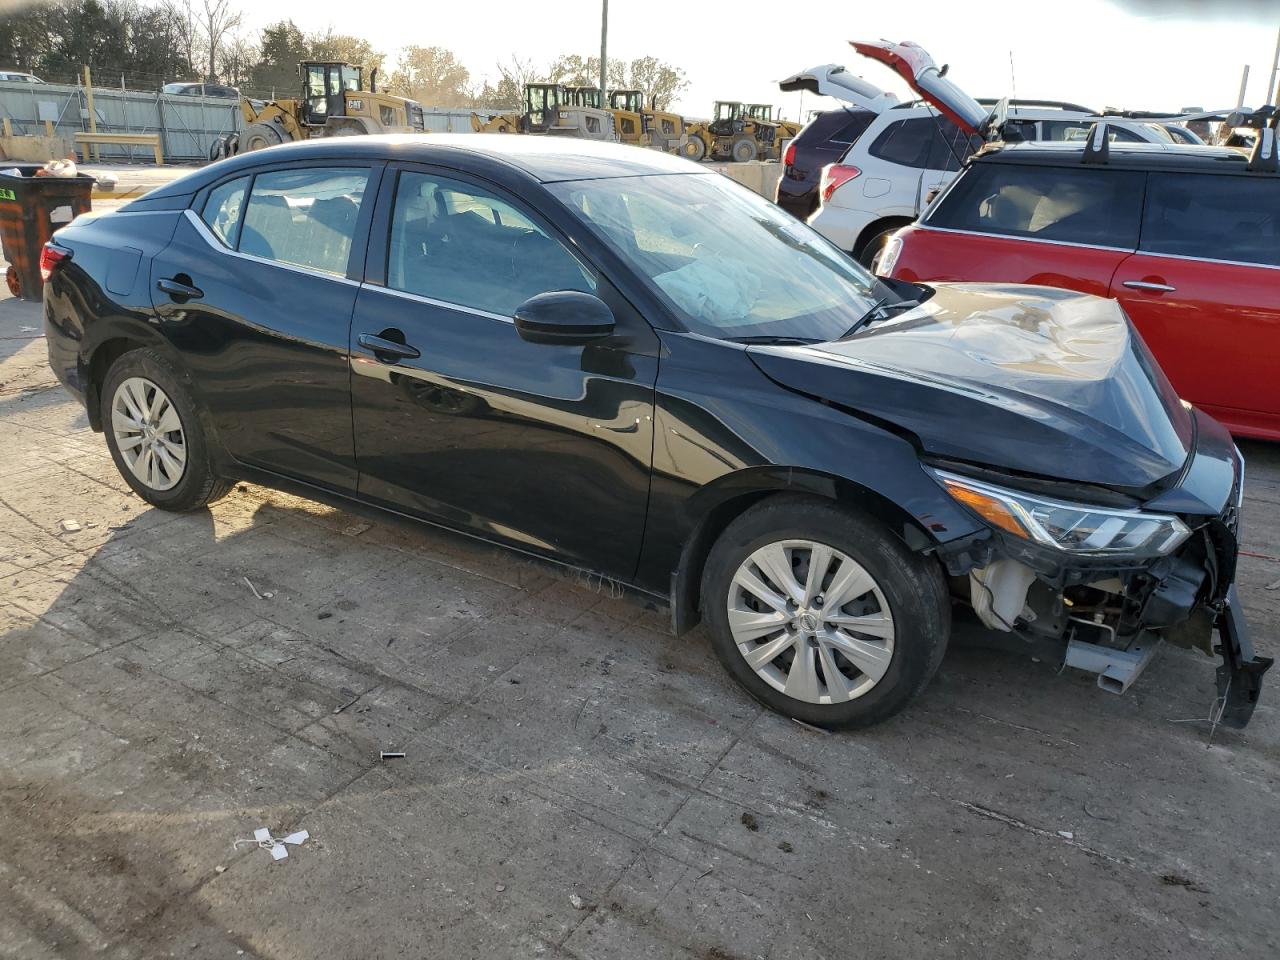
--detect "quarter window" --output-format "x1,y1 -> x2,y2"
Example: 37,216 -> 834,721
867,117 -> 936,168
201,176 -> 248,248
927,164 -> 1144,248
238,168 -> 369,275
1142,172 -> 1279,266
387,171 -> 595,315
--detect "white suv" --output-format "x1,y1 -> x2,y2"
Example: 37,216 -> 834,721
785,43 -> 1203,265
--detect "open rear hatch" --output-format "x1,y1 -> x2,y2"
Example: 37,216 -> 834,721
849,40 -> 990,136
778,64 -> 900,113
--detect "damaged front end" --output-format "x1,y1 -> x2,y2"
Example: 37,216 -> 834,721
930,450 -> 1272,728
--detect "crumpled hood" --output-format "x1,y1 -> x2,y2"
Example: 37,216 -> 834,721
747,283 -> 1193,493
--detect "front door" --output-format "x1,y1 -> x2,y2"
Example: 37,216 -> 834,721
349,166 -> 659,579
150,162 -> 379,492
1110,170 -> 1280,436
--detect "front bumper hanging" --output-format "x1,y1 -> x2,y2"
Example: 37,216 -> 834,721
1215,583 -> 1273,729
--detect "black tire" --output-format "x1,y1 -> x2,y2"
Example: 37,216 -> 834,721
100,349 -> 233,512
682,136 -> 706,161
701,496 -> 950,729
731,137 -> 757,163
241,122 -> 283,152
858,226 -> 901,270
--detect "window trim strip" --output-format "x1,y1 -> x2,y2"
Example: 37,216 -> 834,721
184,209 -> 363,287
915,222 -> 1280,271
913,223 -> 1137,255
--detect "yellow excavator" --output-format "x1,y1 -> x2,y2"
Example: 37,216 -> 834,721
683,101 -> 799,162
471,84 -> 616,139
212,61 -> 425,158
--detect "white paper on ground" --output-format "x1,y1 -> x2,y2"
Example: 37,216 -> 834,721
283,831 -> 309,845
253,827 -> 271,843
270,843 -> 288,861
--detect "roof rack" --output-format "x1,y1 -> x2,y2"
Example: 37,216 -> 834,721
1081,121 -> 1109,164
1245,107 -> 1278,173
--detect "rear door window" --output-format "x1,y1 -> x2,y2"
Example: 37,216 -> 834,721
1141,172 -> 1279,266
927,163 -> 1144,247
239,167 -> 370,275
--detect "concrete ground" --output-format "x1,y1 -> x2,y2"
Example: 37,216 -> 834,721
1,281 -> 1278,960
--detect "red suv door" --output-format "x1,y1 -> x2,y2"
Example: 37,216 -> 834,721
897,161 -> 1145,297
1110,171 -> 1280,440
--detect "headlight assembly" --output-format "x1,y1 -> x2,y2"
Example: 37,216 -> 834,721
932,469 -> 1191,558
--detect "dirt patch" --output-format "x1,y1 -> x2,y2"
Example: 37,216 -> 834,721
739,812 -> 759,832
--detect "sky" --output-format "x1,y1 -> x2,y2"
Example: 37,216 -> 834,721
5,0 -> 1278,117
223,0 -> 1280,118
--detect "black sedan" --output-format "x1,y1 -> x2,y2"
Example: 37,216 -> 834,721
41,136 -> 1268,729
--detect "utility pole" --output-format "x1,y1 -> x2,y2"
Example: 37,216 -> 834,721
1271,25 -> 1280,104
599,0 -> 609,104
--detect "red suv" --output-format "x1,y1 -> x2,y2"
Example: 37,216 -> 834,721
880,139 -> 1280,440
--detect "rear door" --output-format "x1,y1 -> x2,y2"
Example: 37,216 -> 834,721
1110,171 -> 1280,433
905,162 -> 1144,297
150,161 -> 379,492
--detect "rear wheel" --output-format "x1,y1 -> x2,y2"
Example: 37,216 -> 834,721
241,122 -> 283,152
731,137 -> 757,163
101,349 -> 232,512
701,497 -> 949,729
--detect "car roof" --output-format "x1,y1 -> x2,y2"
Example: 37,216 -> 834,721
973,140 -> 1259,175
147,134 -> 707,200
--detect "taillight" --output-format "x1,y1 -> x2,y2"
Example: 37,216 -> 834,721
875,234 -> 904,277
819,164 -> 861,203
40,243 -> 71,283
783,142 -> 796,167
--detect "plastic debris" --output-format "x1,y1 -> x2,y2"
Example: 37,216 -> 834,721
1057,830 -> 1075,840
235,826 -> 310,862
242,576 -> 272,600
380,751 -> 405,760
59,519 -> 82,532
569,893 -> 588,910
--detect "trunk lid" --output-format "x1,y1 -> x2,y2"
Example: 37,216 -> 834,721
746,283 -> 1194,494
778,64 -> 900,114
850,40 -> 989,136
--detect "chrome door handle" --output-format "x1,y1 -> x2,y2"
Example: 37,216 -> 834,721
1122,280 -> 1176,293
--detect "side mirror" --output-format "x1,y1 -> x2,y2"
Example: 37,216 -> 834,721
514,290 -> 615,345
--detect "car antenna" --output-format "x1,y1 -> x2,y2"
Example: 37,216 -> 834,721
1082,121 -> 1110,164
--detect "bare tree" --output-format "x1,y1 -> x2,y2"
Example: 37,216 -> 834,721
199,0 -> 242,82
217,29 -> 258,89
161,0 -> 200,78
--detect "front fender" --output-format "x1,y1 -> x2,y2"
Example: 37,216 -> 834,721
639,331 -> 985,619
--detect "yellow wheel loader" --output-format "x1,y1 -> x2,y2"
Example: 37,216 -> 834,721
682,101 -> 799,162
471,84 -> 616,140
212,61 -> 425,158
605,89 -> 688,153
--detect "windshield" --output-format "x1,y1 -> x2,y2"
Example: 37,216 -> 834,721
549,173 -> 887,341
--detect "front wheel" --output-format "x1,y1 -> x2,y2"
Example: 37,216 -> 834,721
682,136 -> 706,161
101,349 -> 232,512
701,497 -> 950,729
